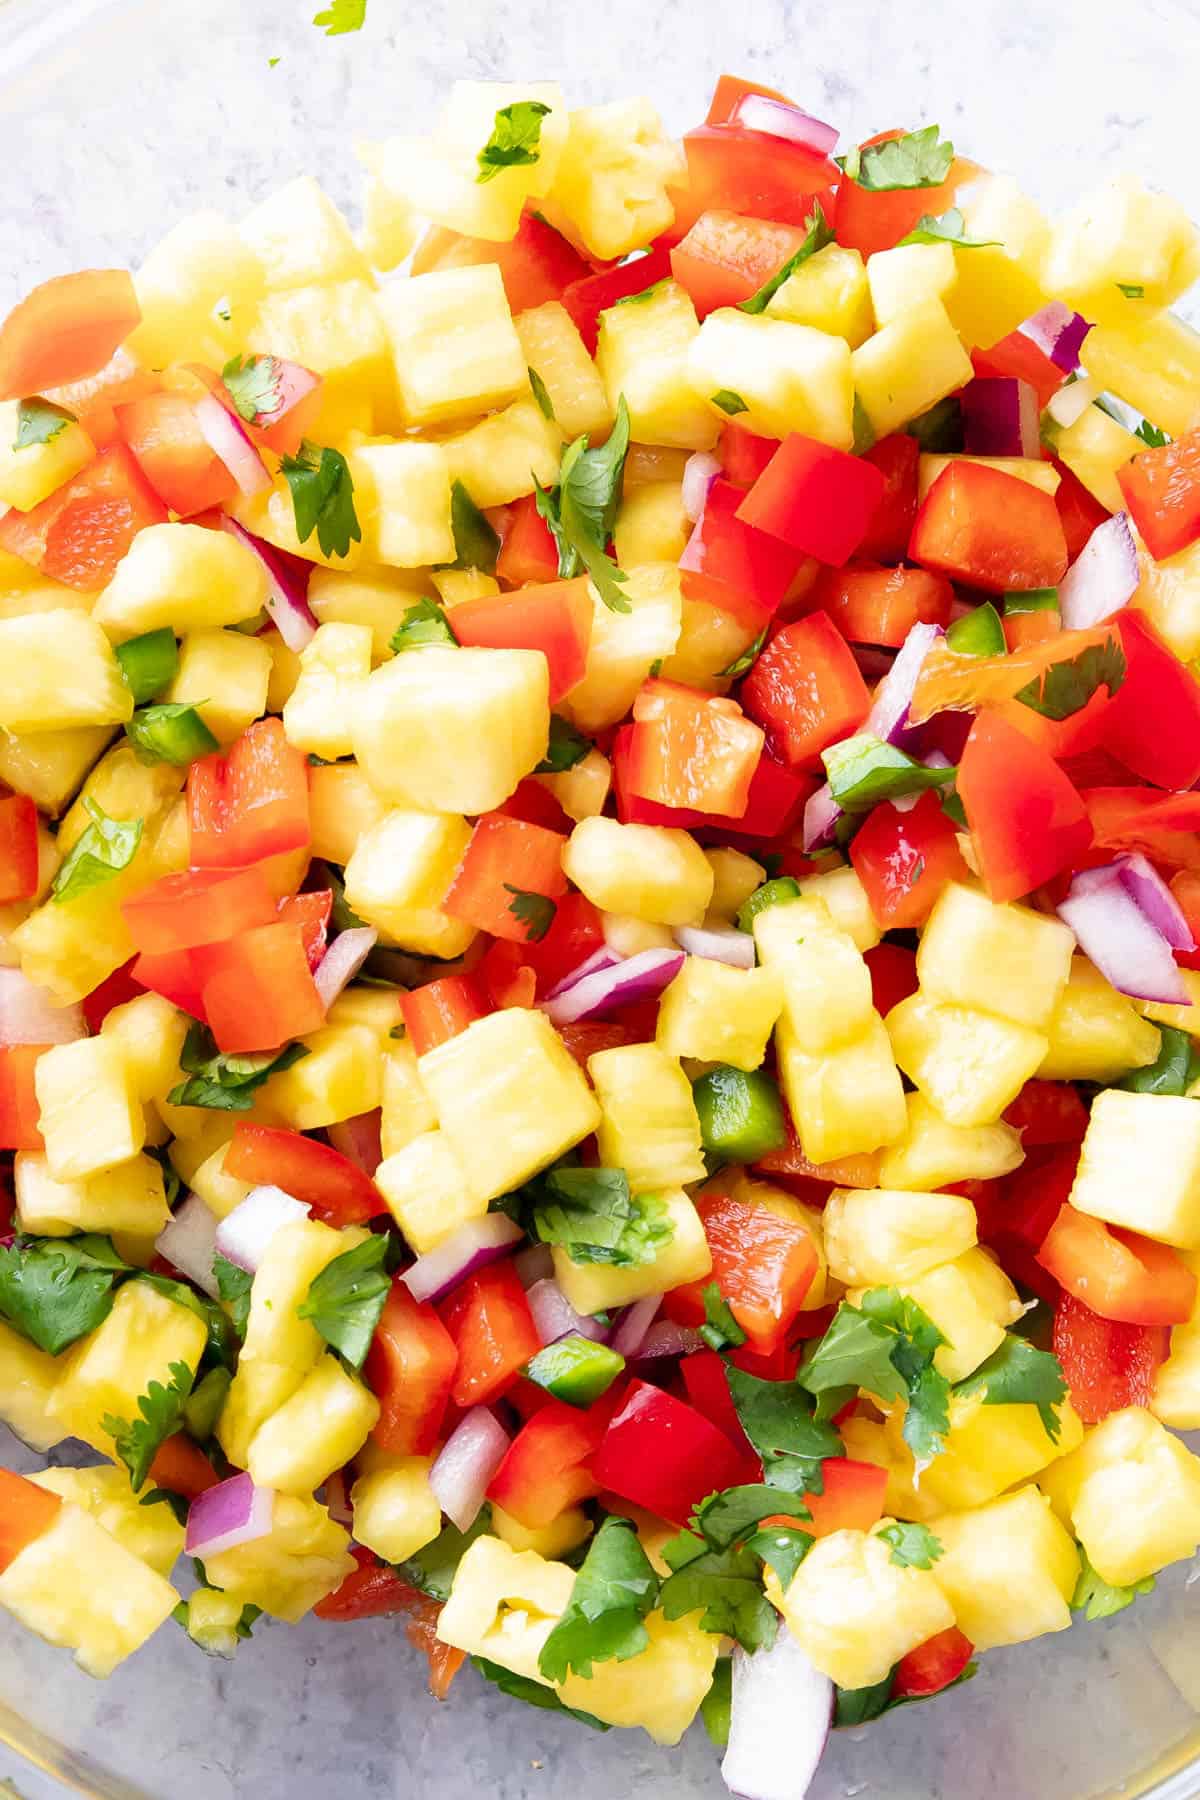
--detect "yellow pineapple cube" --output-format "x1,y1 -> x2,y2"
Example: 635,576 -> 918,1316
1042,175 -> 1200,323
266,622 -> 307,713
1050,401 -> 1141,513
537,746 -> 612,822
186,1144 -> 251,1222
437,1536 -> 575,1686
838,1416 -> 938,1523
659,592 -> 759,693
768,1524 -> 955,1691
182,1586 -> 249,1659
58,742 -> 184,860
930,1486 -> 1079,1651
344,810 -> 475,959
613,481 -> 689,567
0,1501 -> 178,1677
492,1504 -> 592,1561
688,309 -> 853,447
433,568 -> 500,608
99,992 -> 188,1106
35,1037 -> 144,1180
917,882 -> 1075,1029
548,99 -> 684,261
824,1186 -> 978,1289
128,210 -> 265,368
374,1128 -> 484,1252
776,1014 -> 907,1163
516,301 -> 613,440
559,1607 -> 717,1745
350,1457 -> 442,1565
1043,1405 -> 1200,1588
165,1113 -> 238,1179
766,244 -> 873,347
309,567 -> 430,657
240,175 -> 368,292
912,1393 -> 1083,1512
597,280 -> 717,450
917,453 -> 1060,504
866,243 -> 957,325
559,562 -> 682,733
14,1151 -> 169,1238
877,1093 -> 1024,1192
588,1042 -> 705,1190
352,646 -> 549,815
327,988 -> 401,1040
31,1465 -> 184,1579
1152,1251 -> 1200,1428
379,1036 -> 437,1158
0,725 -> 112,816
14,884 -> 131,1008
1081,311 -> 1200,443
656,958 -> 781,1071
49,1280 -> 207,1456
564,816 -> 712,926
94,523 -> 267,640
1132,530 -> 1200,663
0,611 -> 131,733
870,1248 -> 1022,1383
753,895 -> 875,1053
704,848 -> 765,922
282,621 -> 373,761
551,1189 -> 711,1314
439,396 -> 562,508
1038,957 -> 1160,1081
602,913 -> 676,958
419,1008 -> 602,1203
851,298 -> 973,440
356,140 -> 418,272
0,1319 -> 62,1452
1070,1090 -> 1200,1247
1138,967 -> 1200,1037
165,629 -> 272,746
204,1493 -> 355,1623
887,992 -> 1047,1127
944,174 -> 1051,349
379,264 -> 526,428
0,402 -> 94,512
262,1022 -> 382,1129
794,863 -> 882,951
247,1354 -> 379,1495
349,442 -> 455,568
247,279 -> 396,439
308,761 -> 390,866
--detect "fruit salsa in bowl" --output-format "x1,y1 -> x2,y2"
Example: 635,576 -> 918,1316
4,6 -> 1200,1798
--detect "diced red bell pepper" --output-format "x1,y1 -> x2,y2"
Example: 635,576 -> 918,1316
980,1147 -> 1079,1255
438,1261 -> 541,1409
488,1395 -> 608,1528
130,948 -> 207,1021
121,866 -> 279,957
561,246 -> 675,355
835,131 -> 973,259
496,493 -> 561,589
625,678 -> 763,817
480,891 -> 604,1011
412,210 -> 590,316
741,609 -> 871,771
665,1190 -> 819,1355
1037,1203 -> 1197,1326
0,795 -> 39,904
972,334 -> 1064,412
1117,424 -> 1200,561
704,73 -> 797,125
443,814 -> 568,943
818,563 -> 954,649
1003,605 -> 1062,653
720,421 -> 779,489
147,1432 -> 220,1500
800,1457 -> 888,1537
670,211 -> 815,318
1172,872 -> 1200,969
495,776 -> 574,834
0,269 -> 140,400
908,463 -> 1069,595
557,1018 -> 647,1065
728,1335 -> 811,1380
1083,785 -> 1200,874
1003,1081 -> 1089,1148
1053,1292 -> 1169,1425
224,1123 -> 386,1226
856,435 -> 921,563
364,1280 -> 458,1455
277,889 -> 332,970
737,434 -> 886,565
671,126 -> 837,236
0,1046 -> 46,1151
957,710 -> 1093,903
187,718 -> 311,869
116,390 -> 237,518
315,1546 -> 428,1622
849,789 -> 969,929
399,974 -> 492,1057
1101,609 -> 1200,791
752,1111 -> 880,1192
680,1348 -> 760,1465
81,960 -> 145,1034
450,578 -> 592,704
49,351 -> 160,451
680,479 -> 807,627
0,442 -> 167,591
1050,458 -> 1112,560
612,723 -> 810,840
593,1378 -> 754,1524
892,1625 -> 975,1699
196,921 -> 325,1054
864,942 -> 920,1018
0,1468 -> 62,1575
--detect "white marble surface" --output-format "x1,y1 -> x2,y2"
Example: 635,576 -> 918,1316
3,0 -> 1200,1796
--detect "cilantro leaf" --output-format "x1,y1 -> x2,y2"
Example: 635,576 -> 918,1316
613,278 -> 670,309
725,1366 -> 844,1494
103,1360 -> 195,1491
167,1022 -> 308,1112
1135,417 -> 1170,448
877,1521 -> 943,1568
795,1303 -> 908,1409
504,885 -> 557,943
14,397 -> 75,450
476,100 -> 552,184
399,1510 -> 493,1602
536,396 -> 632,613
182,1365 -> 232,1441
711,390 -> 749,416
699,1282 -> 747,1352
798,1290 -> 951,1463
718,626 -> 768,681
839,126 -> 954,192
280,441 -> 361,560
658,1531 -> 776,1652
389,598 -> 458,653
538,1517 -> 659,1681
297,1234 -> 390,1370
906,395 -> 962,452
221,355 -> 282,426
853,392 -> 876,454
739,201 -> 834,314
472,1657 -> 610,1730
692,1484 -> 809,1548
0,1233 -> 130,1355
1071,1549 -> 1155,1621
823,733 -> 955,811
142,1487 -> 190,1527
747,1525 -> 813,1587
1117,282 -> 1145,300
137,1272 -> 237,1370
953,1333 -> 1068,1442
700,1659 -> 733,1749
528,366 -> 556,422
445,480 -> 500,573
51,799 -> 143,905
897,208 -> 999,249
536,713 -> 591,773
1014,632 -> 1125,721
528,1166 -> 675,1268
312,0 -> 366,33
213,1255 -> 253,1339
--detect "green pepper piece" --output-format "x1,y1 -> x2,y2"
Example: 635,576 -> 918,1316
524,1334 -> 625,1407
1118,1025 -> 1200,1096
945,602 -> 1005,657
692,1064 -> 787,1163
736,877 -> 801,934
126,702 -> 220,766
115,628 -> 179,704
1003,587 -> 1059,615
182,1366 -> 232,1443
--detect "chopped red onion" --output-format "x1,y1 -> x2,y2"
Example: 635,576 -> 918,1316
732,94 -> 839,156
193,392 -> 271,496
514,1241 -> 555,1289
221,517 -> 318,653
0,968 -> 86,1046
429,1407 -> 510,1532
542,947 -> 685,1026
214,1184 -> 311,1273
1019,301 -> 1092,373
961,377 -> 1040,459
323,1467 -> 354,1528
313,927 -> 378,1009
609,1294 -> 661,1358
722,1622 -> 833,1800
326,1111 -> 383,1176
156,1194 -> 220,1299
675,923 -> 757,968
682,451 -> 722,522
801,782 -> 842,853
186,1472 -> 275,1559
634,1319 -> 704,1360
251,358 -> 320,430
526,1278 -> 607,1346
1058,512 -> 1139,630
543,946 -> 622,1002
400,1214 -> 524,1305
1058,864 -> 1190,1004
1046,376 -> 1096,429
1073,853 -> 1195,952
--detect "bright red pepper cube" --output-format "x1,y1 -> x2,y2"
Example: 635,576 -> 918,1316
736,433 -> 886,565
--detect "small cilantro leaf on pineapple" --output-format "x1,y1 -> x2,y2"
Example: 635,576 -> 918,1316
726,1366 -> 844,1494
691,1483 -> 812,1547
527,366 -> 556,422
1134,416 -> 1170,447
296,1233 -> 390,1371
877,1521 -> 943,1569
51,798 -> 143,906
221,355 -> 284,426
535,713 -> 591,773
897,208 -> 999,248
1014,632 -> 1126,721
526,1165 -> 676,1267
535,395 -> 632,613
504,884 -> 557,943
748,1526 -> 813,1587
718,625 -> 767,680
711,389 -> 749,416
213,1255 -> 253,1338
953,1333 -> 1068,1442
698,1282 -> 747,1351
444,480 -> 500,573
798,1288 -> 952,1463
1117,282 -> 1146,300
312,0 -> 366,34
700,1659 -> 733,1749
0,1233 -> 129,1355
472,1658 -> 610,1730
138,1271 -> 239,1369
389,598 -> 459,653
400,1509 -> 494,1602
476,100 -> 552,185
167,1021 -> 309,1112
657,1530 -> 776,1653
1071,1549 -> 1155,1621
738,200 -> 835,314
538,1516 -> 660,1681
838,126 -> 955,192
103,1359 -> 196,1491
14,397 -> 76,450
281,440 -> 362,560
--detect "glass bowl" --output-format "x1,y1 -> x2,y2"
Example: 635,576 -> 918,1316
1,1 -> 1199,1794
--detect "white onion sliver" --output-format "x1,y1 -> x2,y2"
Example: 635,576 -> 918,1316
674,923 -> 756,968
429,1407 -> 510,1532
313,927 -> 378,1009
733,94 -> 839,156
541,947 -> 685,1026
1058,877 -> 1189,1005
722,1622 -> 833,1800
0,967 -> 86,1047
193,392 -> 271,496
156,1194 -> 220,1299
214,1184 -> 311,1274
609,1294 -> 661,1358
526,1278 -> 607,1347
1058,512 -> 1139,630
802,781 -> 840,852
401,1214 -> 524,1305
186,1472 -> 275,1558
867,620 -> 945,745
543,945 -> 622,1002
682,451 -> 722,522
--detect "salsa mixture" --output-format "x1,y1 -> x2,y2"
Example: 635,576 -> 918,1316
1,66 -> 1200,1800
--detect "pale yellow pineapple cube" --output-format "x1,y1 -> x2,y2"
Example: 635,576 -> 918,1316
49,1281 -> 207,1457
262,1022 -> 382,1129
165,629 -> 272,746
776,1014 -> 907,1163
0,725 -> 112,816
838,1416 -> 938,1523
766,244 -> 873,348
240,175 -> 368,292
559,562 -> 682,733
597,280 -> 717,450
0,1319 -> 61,1452
753,895 -> 875,1053
183,1586 -> 250,1659
1070,1090 -> 1200,1247
128,210 -> 265,367
94,523 -> 267,640
688,309 -> 853,447
1138,967 -> 1200,1037
328,987 -> 402,1040
58,742 -> 184,860
601,913 -> 676,958
0,402 -> 94,512
380,264 -> 526,428
516,301 -> 613,440
867,243 -> 957,325
930,1486 -> 1079,1651
0,611 -> 131,733
1042,175 -> 1200,323
912,1393 -> 1083,1513
433,568 -> 500,608
613,481 -> 689,567
917,454 -> 1060,503
491,1504 -> 593,1561
309,566 -> 432,656
588,1043 -> 705,1190
437,1536 -> 574,1686
0,1501 -> 178,1677
247,1355 -> 379,1495
659,592 -> 759,692
357,143 -> 418,272
537,746 -> 612,822
943,175 -> 1052,348
1081,310 -> 1200,442
165,1113 -> 238,1183
1042,1406 -> 1200,1588
851,298 -> 973,440
374,1128 -> 484,1252
204,1494 -> 355,1624
14,1152 -> 169,1239
349,442 -> 455,568
824,1186 -> 978,1289
559,1608 -> 718,1745
1133,530 -> 1200,663
656,958 -> 781,1071
548,99 -> 684,261
186,1144 -> 251,1222
794,863 -> 882,952
344,810 -> 475,959
1152,1251 -> 1200,1429
873,1248 -> 1022,1383
14,883 -> 132,1008
31,1465 -> 184,1579
352,646 -> 549,815
247,280 -> 396,440
878,1093 -> 1024,1193
308,761 -> 390,866
1050,402 -> 1141,513
768,1525 -> 955,1692
704,848 -> 765,922
350,1457 -> 442,1565
439,396 -> 562,508
98,992 -> 188,1106
887,992 -> 1047,1127
419,1008 -> 602,1204
282,621 -> 373,761
379,1036 -> 437,1158
564,816 -> 712,926
35,1037 -> 144,1181
1038,957 -> 1160,1081
917,882 -> 1075,1029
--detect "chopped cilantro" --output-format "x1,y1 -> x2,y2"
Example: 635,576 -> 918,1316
712,390 -> 749,416
897,208 -> 999,248
700,1659 -> 733,1749
1072,1549 -> 1155,1621
718,626 -> 768,680
658,1529 -> 776,1653
527,1167 -> 675,1268
51,799 -> 143,906
14,397 -> 75,450
534,395 -> 632,613
1116,282 -> 1145,299
954,1333 -> 1068,1441
797,1289 -> 951,1463
739,201 -> 834,314
839,126 -> 954,192
166,1021 -> 308,1112
877,1520 -> 943,1568
472,1657 -> 610,1730
726,1366 -> 844,1494
690,1484 -> 810,1547
536,713 -> 591,773
389,598 -> 458,653
538,1517 -> 659,1681
1014,632 -> 1126,721
504,885 -> 557,943
477,100 -> 551,184
280,441 -> 361,560
103,1360 -> 195,1491
1135,417 -> 1170,448
221,355 -> 282,425
297,1234 -> 390,1370
699,1282 -> 747,1351
528,366 -> 556,422
0,1233 -> 129,1355
823,733 -> 955,811
446,480 -> 500,573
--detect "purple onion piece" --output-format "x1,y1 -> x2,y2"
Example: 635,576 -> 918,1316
674,923 -> 757,968
961,377 -> 1040,459
526,1278 -> 607,1347
1019,300 -> 1094,373
400,1215 -> 524,1306
541,948 -> 685,1027
542,945 -> 622,1002
733,93 -> 839,156
609,1295 -> 662,1358
1058,866 -> 1190,1004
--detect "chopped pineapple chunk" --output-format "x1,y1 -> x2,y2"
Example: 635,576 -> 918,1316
1152,1250 -> 1200,1429
282,621 -> 374,762
350,442 -> 456,568
437,1535 -> 574,1686
753,894 -> 875,1054
515,301 -> 613,440
166,630 -> 272,746
0,1319 -> 62,1453
0,402 -> 95,512
887,991 -> 1048,1127
853,1247 -> 1023,1383
916,883 -> 1074,1030
866,243 -> 957,325
560,1607 -> 718,1745
553,1187 -> 711,1314
1038,957 -> 1161,1081
877,1093 -> 1024,1192
351,1457 -> 442,1565
374,1128 -> 484,1252
343,810 -> 476,960
247,280 -> 395,442
308,761 -> 391,867
824,1186 -> 978,1289
240,174 -> 368,291
35,1036 -> 144,1181
204,1494 -> 355,1624
438,396 -> 562,508
851,298 -> 973,440
910,1393 -> 1083,1512
688,309 -> 854,447
558,562 -> 682,733
1041,1406 -> 1200,1587
794,863 -> 882,951
548,98 -> 684,261
31,1465 -> 184,1578
597,280 -> 717,450
656,958 -> 782,1070
14,1151 -> 169,1238
379,1037 -> 438,1158
564,816 -> 713,926
1042,175 -> 1200,323
48,1281 -> 207,1457
379,263 -> 527,428
588,1042 -> 706,1190
1050,401 -> 1141,513
930,1486 -> 1079,1651
766,243 -> 873,347
775,1014 -> 907,1163
94,523 -> 267,640
612,478 -> 690,571
129,209 -> 264,367
1069,1090 -> 1200,1247
262,1022 -> 382,1129
0,611 -> 132,734
247,1355 -> 380,1495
